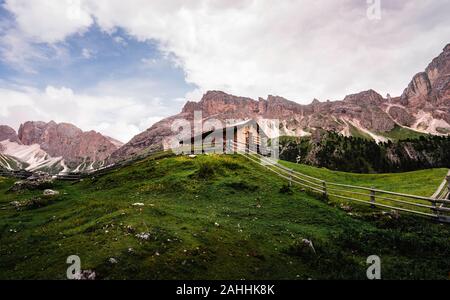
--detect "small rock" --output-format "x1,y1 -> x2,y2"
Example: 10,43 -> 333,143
302,239 -> 316,254
390,210 -> 400,220
132,203 -> 145,207
43,189 -> 59,196
75,270 -> 96,280
109,258 -> 118,264
188,155 -> 197,159
10,201 -> 21,209
126,225 -> 135,233
136,232 -> 151,240
214,222 -> 220,227
340,204 -> 352,212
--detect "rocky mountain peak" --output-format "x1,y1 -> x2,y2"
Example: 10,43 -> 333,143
444,43 -> 450,52
201,90 -> 255,105
343,89 -> 385,106
400,44 -> 450,110
266,95 -> 296,105
182,91 -> 260,118
181,101 -> 200,113
17,121 -> 121,167
400,72 -> 433,106
0,125 -> 20,144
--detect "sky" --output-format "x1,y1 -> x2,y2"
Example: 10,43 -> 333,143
0,0 -> 449,142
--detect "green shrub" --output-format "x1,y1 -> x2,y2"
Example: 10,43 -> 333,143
194,162 -> 216,180
224,180 -> 258,192
286,239 -> 316,259
279,184 -> 293,195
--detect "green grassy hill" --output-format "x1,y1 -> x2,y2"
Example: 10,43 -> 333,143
279,160 -> 447,197
1,152 -> 450,280
378,125 -> 428,141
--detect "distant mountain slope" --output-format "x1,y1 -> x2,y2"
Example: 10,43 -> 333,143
18,121 -> 120,168
279,133 -> 450,174
0,153 -> 25,171
112,44 -> 450,162
0,121 -> 122,174
0,140 -> 67,173
0,125 -> 21,144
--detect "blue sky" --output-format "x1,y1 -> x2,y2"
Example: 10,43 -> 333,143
0,0 -> 449,142
0,2 -> 195,113
0,0 -> 199,141
0,22 -> 194,96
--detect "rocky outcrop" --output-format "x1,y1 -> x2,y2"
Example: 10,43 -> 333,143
0,125 -> 20,143
400,44 -> 450,113
109,117 -> 175,160
387,106 -> 415,127
106,136 -> 124,149
400,72 -> 434,107
17,121 -> 120,167
396,44 -> 450,133
343,89 -> 385,106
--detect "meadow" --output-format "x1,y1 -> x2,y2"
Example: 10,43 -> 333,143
1,152 -> 449,280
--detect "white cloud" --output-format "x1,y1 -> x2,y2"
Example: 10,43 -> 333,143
3,0 -> 450,100
113,36 -> 127,46
141,57 -> 158,68
3,0 -> 93,43
75,0 -> 449,101
0,85 -> 169,142
81,48 -> 94,59
0,30 -> 43,73
0,0 -> 92,71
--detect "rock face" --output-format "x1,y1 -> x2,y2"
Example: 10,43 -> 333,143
0,125 -> 21,143
17,121 -> 120,167
396,43 -> 450,132
112,44 -> 450,162
1,121 -> 122,173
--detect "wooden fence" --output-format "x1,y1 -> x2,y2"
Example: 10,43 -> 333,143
229,140 -> 450,223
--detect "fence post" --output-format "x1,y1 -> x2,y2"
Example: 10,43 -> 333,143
447,176 -> 450,200
323,181 -> 327,199
370,188 -> 376,208
431,199 -> 438,217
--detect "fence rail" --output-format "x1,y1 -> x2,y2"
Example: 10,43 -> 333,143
228,140 -> 450,223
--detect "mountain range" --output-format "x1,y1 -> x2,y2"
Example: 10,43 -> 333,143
0,121 -> 122,173
1,43 -> 449,173
111,43 -> 450,161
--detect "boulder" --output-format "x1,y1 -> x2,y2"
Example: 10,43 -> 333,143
43,189 -> 59,196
